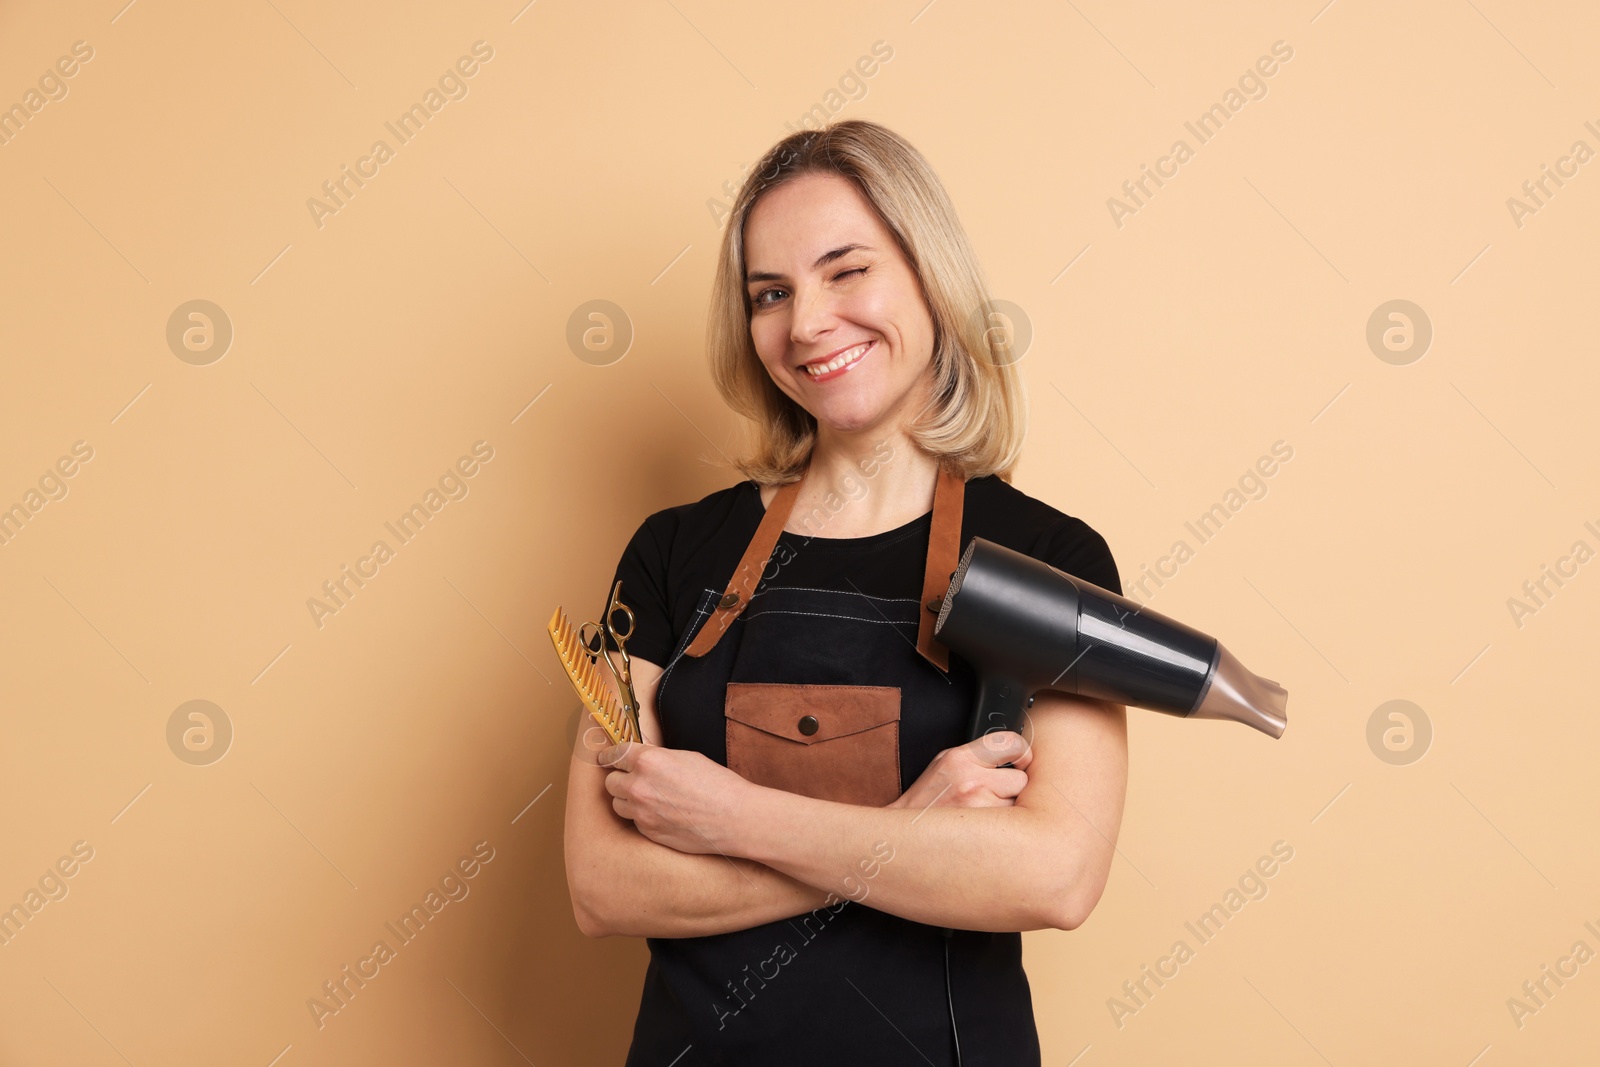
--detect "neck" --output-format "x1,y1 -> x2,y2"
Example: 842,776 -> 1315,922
794,424 -> 942,537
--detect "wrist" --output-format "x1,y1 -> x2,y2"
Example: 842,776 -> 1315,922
727,781 -> 781,865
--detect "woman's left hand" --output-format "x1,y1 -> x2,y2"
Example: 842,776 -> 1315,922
597,741 -> 752,856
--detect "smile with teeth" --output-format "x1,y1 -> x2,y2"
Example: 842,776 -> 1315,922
803,341 -> 874,377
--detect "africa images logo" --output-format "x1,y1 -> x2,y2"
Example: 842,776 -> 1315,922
306,41 -> 494,230
306,841 -> 496,1029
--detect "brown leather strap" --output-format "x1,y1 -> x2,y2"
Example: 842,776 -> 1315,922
916,462 -> 966,673
684,459 -> 967,671
683,474 -> 805,658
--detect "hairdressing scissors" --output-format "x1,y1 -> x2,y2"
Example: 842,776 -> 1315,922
579,580 -> 643,743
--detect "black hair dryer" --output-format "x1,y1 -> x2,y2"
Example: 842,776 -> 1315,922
934,537 -> 1287,741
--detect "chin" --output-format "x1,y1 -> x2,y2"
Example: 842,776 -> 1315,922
814,408 -> 888,435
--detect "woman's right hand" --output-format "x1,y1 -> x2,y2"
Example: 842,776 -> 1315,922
890,730 -> 1034,811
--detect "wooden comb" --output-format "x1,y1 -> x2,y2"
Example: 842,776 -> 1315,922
548,606 -> 639,746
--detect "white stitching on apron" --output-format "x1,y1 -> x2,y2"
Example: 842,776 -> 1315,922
659,587 -> 721,689
741,608 -> 918,626
750,586 -> 919,603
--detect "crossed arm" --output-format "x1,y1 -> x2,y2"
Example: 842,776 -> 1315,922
563,652 -> 1128,938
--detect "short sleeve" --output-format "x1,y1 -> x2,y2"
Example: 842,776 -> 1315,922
590,513 -> 675,668
1044,517 -> 1122,597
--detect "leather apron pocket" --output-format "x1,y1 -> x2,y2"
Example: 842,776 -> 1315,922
724,682 -> 903,807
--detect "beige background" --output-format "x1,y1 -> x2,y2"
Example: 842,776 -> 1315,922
1,0 -> 1596,1063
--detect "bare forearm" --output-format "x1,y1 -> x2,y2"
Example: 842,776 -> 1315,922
731,785 -> 1070,932
572,819 -> 833,938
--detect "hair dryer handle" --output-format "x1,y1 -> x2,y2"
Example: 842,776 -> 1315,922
966,672 -> 1031,741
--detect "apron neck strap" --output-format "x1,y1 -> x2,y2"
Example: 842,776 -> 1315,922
682,472 -> 803,658
915,461 -> 966,673
684,457 -> 966,672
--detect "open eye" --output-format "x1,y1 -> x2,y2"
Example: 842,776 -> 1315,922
751,266 -> 867,310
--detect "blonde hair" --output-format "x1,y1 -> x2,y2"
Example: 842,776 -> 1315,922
706,119 -> 1027,486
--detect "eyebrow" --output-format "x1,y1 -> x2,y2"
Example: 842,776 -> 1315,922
745,244 -> 874,285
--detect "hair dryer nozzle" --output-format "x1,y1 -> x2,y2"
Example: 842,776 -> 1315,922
935,537 -> 1288,741
1191,642 -> 1287,738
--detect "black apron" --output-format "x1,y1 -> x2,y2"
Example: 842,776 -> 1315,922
623,460 -> 1043,1067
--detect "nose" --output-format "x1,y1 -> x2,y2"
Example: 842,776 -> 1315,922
787,280 -> 838,348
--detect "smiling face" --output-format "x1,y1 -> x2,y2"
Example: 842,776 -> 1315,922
742,171 -> 937,442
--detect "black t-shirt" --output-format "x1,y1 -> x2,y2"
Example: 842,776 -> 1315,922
592,473 -> 1121,1065
600,473 -> 1121,669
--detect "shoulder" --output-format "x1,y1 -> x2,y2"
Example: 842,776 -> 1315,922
963,475 -> 1122,595
629,479 -> 756,544
605,480 -> 762,662
618,478 -> 763,583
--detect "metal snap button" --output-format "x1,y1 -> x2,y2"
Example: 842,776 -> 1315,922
797,715 -> 818,736
926,597 -> 942,613
718,591 -> 740,609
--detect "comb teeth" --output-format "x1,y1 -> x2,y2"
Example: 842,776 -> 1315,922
547,606 -> 637,745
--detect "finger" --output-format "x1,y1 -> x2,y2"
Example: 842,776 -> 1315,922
597,740 -> 636,769
611,796 -> 634,820
1006,742 -> 1033,773
971,730 -> 1030,769
577,725 -> 611,761
990,767 -> 1030,800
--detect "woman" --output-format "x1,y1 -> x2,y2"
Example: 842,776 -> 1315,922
565,119 -> 1128,1067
